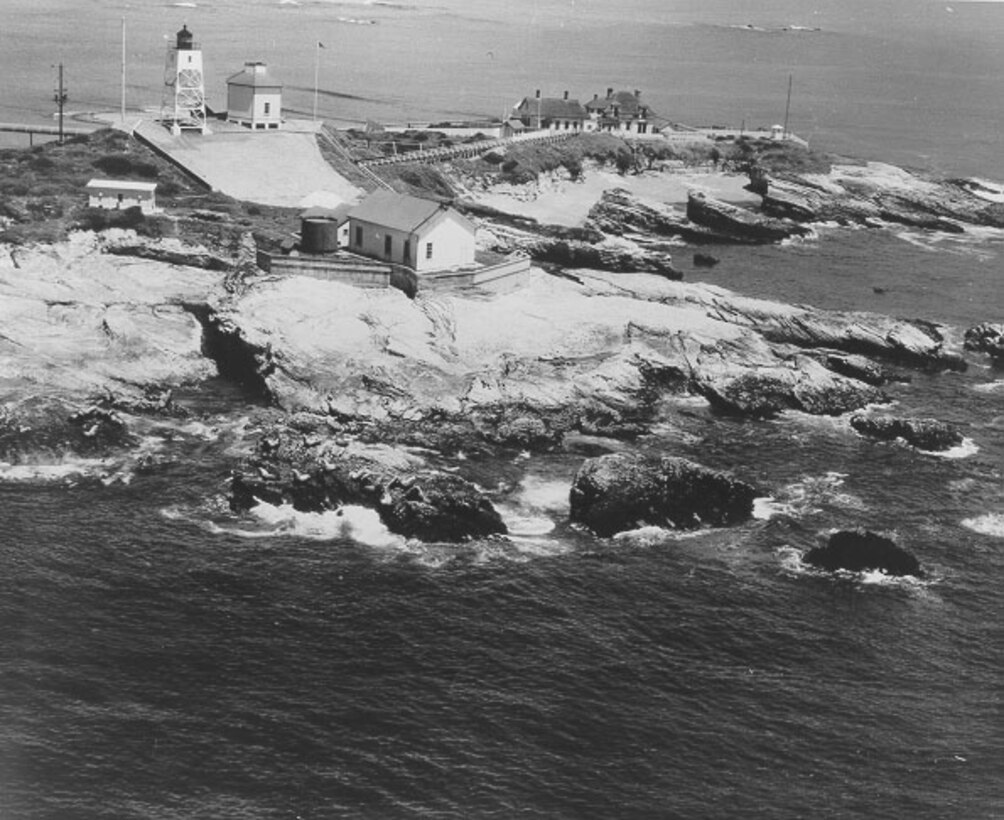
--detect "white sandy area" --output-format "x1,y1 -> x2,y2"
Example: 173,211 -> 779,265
471,168 -> 760,227
133,119 -> 362,209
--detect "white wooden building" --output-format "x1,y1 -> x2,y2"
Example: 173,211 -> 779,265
85,179 -> 158,213
226,62 -> 283,130
348,190 -> 476,273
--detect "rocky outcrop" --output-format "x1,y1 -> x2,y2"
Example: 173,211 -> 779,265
687,191 -> 811,244
568,453 -> 757,537
704,297 -> 966,372
850,414 -> 963,451
586,186 -> 807,244
698,362 -> 886,418
763,164 -> 1004,232
963,323 -> 1004,362
104,242 -> 232,271
0,396 -> 135,462
804,530 -> 921,577
0,232 -> 224,406
807,351 -> 891,386
229,424 -> 506,542
483,220 -> 681,277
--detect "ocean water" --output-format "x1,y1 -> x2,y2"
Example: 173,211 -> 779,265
3,1 -> 1004,817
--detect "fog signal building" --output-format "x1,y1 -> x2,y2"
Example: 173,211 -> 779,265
226,62 -> 284,130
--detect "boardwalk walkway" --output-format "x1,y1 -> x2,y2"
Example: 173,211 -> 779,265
358,129 -> 580,169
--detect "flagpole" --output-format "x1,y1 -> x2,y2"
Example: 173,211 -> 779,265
313,42 -> 320,122
121,17 -> 127,125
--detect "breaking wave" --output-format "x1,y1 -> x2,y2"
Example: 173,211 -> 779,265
753,472 -> 865,520
961,512 -> 1004,538
208,501 -> 406,549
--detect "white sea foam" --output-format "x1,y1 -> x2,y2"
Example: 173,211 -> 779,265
508,535 -> 571,557
762,472 -> 865,519
613,525 -> 675,545
499,511 -> 556,537
612,525 -> 711,545
515,474 -> 570,512
207,501 -> 406,548
961,512 -> 1004,538
753,497 -> 789,520
923,437 -> 978,459
972,380 -> 1004,394
0,460 -> 104,482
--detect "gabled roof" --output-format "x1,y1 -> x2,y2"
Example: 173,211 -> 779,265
514,97 -> 587,120
86,179 -> 157,192
586,90 -> 648,117
350,189 -> 472,235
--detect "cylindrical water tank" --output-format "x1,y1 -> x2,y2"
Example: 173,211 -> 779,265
301,218 -> 340,254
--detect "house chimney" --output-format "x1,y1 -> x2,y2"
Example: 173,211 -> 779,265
563,90 -> 568,100
535,89 -> 541,98
607,87 -> 613,97
635,89 -> 641,98
593,93 -> 598,100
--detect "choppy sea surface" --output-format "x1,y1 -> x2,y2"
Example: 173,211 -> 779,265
2,1 -> 1004,817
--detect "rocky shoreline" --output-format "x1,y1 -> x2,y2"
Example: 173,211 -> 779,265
2,143 -> 1000,558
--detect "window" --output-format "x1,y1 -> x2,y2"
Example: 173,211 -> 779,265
403,239 -> 411,263
264,102 -> 271,115
354,226 -> 362,247
384,235 -> 392,257
425,242 -> 433,260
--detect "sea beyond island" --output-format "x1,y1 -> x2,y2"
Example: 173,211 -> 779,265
1,1 -> 1003,818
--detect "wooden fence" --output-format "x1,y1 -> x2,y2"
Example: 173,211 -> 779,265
257,250 -> 530,293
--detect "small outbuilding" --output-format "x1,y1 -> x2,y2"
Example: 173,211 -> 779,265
348,190 -> 476,273
85,179 -> 158,213
226,62 -> 283,130
299,203 -> 353,253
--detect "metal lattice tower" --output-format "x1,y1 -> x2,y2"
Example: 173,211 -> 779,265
162,24 -> 207,135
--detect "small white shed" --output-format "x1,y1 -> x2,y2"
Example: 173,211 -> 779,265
85,179 -> 158,213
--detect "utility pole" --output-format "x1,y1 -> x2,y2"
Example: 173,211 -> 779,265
53,63 -> 67,144
782,73 -> 793,140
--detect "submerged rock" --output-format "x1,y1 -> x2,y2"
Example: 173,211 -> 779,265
963,322 -> 1004,362
850,414 -> 963,451
569,453 -> 756,537
804,530 -> 921,577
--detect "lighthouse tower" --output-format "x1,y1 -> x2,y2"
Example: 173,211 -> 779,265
163,24 -> 207,135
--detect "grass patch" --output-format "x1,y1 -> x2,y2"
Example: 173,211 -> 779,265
0,129 -> 301,252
